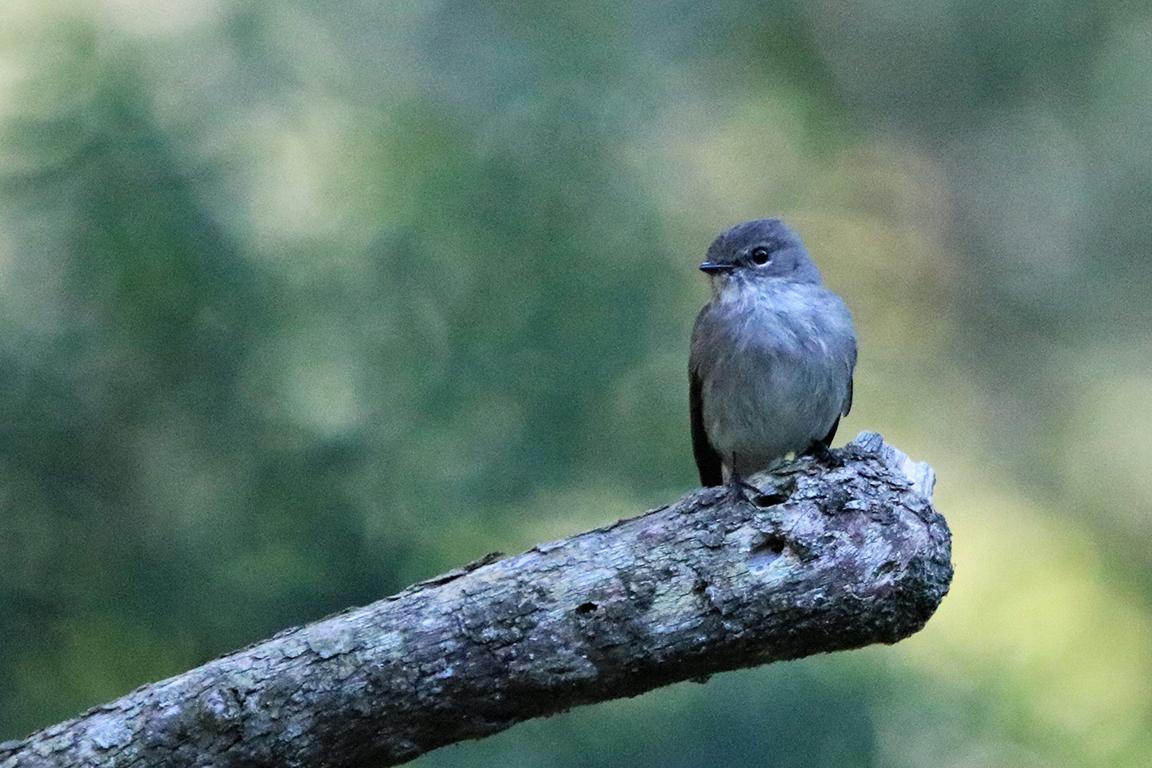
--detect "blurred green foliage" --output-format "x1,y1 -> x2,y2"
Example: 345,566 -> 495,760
1,1 -> 1150,766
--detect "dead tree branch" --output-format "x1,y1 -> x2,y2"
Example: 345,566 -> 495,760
0,432 -> 951,768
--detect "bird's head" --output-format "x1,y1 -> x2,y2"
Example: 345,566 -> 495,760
699,218 -> 822,294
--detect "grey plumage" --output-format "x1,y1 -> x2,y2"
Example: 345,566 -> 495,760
689,219 -> 857,486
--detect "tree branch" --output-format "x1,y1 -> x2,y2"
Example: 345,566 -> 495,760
0,433 -> 952,768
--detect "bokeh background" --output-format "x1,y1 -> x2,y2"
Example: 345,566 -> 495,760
2,1 -> 1150,766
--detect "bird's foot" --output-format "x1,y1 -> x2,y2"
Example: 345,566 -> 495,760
804,441 -> 844,468
726,476 -> 790,508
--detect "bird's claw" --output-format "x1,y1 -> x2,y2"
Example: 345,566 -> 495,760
805,442 -> 844,468
726,478 -> 790,508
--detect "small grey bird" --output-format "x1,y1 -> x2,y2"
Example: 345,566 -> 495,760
689,218 -> 857,491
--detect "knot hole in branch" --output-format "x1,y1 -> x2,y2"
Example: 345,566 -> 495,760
748,533 -> 787,571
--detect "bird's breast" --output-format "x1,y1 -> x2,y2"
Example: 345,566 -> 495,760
693,284 -> 855,468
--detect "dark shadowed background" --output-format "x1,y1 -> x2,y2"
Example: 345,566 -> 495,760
1,2 -> 1150,766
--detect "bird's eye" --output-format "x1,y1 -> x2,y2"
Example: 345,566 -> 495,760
750,247 -> 771,266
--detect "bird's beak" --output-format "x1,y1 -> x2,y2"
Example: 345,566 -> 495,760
699,261 -> 734,274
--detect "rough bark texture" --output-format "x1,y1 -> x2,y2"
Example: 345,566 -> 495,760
0,432 -> 951,768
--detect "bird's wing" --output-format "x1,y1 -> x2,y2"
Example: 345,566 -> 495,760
819,416 -> 841,448
824,336 -> 856,446
841,336 -> 857,417
690,367 -> 724,487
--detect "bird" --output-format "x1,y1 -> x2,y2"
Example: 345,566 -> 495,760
689,218 -> 857,496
